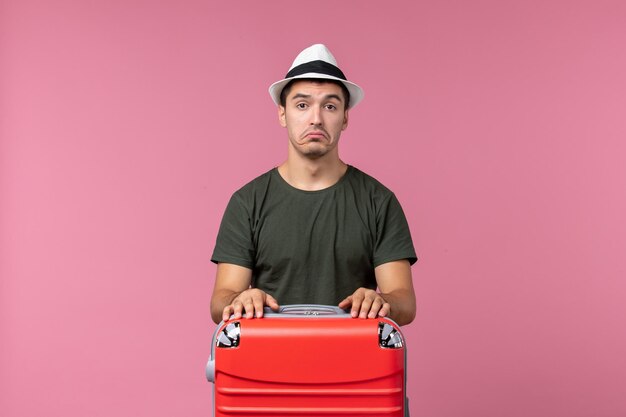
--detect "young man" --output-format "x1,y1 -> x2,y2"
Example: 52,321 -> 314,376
210,44 -> 417,325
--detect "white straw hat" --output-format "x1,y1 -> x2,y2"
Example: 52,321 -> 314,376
268,44 -> 364,109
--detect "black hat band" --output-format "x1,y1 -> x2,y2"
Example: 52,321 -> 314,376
285,60 -> 347,80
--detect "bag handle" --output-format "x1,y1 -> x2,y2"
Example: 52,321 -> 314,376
264,304 -> 348,316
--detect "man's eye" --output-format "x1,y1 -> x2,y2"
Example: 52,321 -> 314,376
325,104 -> 337,110
296,103 -> 308,109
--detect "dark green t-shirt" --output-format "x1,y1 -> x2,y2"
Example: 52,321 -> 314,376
211,166 -> 417,305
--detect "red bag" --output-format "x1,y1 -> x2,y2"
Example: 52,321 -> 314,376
206,305 -> 408,417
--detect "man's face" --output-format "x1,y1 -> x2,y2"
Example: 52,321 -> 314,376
278,80 -> 349,160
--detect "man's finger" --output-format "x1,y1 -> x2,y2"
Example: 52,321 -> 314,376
338,296 -> 352,309
359,295 -> 374,319
368,297 -> 384,318
243,299 -> 254,319
266,294 -> 280,311
222,305 -> 234,321
253,297 -> 265,318
350,291 -> 365,318
378,302 -> 391,318
232,300 -> 243,319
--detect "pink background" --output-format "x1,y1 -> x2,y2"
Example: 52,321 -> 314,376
1,1 -> 625,416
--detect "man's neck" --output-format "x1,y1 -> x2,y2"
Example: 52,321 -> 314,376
277,157 -> 348,191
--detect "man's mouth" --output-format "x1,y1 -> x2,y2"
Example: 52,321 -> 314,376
305,131 -> 326,139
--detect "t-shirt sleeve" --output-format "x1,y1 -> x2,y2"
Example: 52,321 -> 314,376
211,193 -> 255,269
373,193 -> 418,267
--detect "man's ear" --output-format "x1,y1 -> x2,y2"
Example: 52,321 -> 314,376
278,106 -> 287,127
342,109 -> 349,131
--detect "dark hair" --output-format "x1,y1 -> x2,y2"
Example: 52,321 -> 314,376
279,78 -> 351,109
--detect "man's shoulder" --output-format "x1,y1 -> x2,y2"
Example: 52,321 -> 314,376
346,165 -> 395,197
232,168 -> 276,197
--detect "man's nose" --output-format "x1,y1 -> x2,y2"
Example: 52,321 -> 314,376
310,107 -> 322,125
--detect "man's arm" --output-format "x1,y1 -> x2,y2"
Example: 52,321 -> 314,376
338,259 -> 416,326
210,263 -> 279,324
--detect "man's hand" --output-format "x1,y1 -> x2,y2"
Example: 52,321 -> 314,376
338,288 -> 390,319
211,263 -> 281,324
337,260 -> 416,326
222,288 -> 279,321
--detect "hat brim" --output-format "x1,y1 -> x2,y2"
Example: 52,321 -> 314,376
269,73 -> 364,109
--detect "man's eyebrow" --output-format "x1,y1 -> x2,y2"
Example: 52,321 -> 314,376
290,93 -> 311,100
324,94 -> 343,102
290,93 -> 343,102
